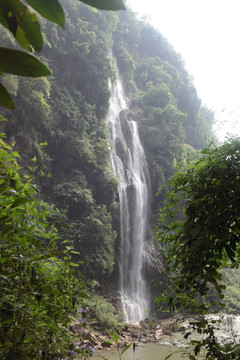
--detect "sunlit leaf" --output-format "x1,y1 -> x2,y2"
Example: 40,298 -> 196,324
17,10 -> 42,52
0,49 -> 51,77
26,0 -> 65,27
113,331 -> 119,344
0,257 -> 7,264
120,343 -> 131,356
0,115 -> 8,122
10,177 -> 23,191
15,26 -> 32,51
104,328 -> 114,341
0,82 -> 14,109
79,0 -> 125,11
0,0 -> 43,51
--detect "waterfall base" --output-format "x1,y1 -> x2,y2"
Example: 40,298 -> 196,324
120,291 -> 149,324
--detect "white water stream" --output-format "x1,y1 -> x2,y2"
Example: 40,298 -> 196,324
108,78 -> 150,323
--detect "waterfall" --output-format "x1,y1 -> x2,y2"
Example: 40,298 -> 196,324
108,78 -> 151,323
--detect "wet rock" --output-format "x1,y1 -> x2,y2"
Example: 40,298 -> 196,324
101,341 -> 112,348
95,343 -> 103,350
118,341 -> 129,348
155,329 -> 163,340
161,318 -> 186,334
140,318 -> 157,330
69,316 -> 187,352
85,333 -> 98,346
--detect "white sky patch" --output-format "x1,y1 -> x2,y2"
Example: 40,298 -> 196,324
127,0 -> 240,141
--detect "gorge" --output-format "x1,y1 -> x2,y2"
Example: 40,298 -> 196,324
0,2 -> 219,358
0,0 -> 214,320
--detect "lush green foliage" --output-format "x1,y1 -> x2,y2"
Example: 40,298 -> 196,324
0,0 -> 125,109
156,138 -> 240,359
0,2 -> 220,359
1,0 -> 120,281
1,0 -> 215,319
0,128 -> 91,359
157,138 -> 240,298
88,295 -> 123,330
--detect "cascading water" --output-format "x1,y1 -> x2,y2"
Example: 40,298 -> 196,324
108,77 -> 151,323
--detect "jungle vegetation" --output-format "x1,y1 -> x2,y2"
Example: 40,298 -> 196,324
157,138 -> 240,359
1,0 -> 237,359
0,0 -> 214,283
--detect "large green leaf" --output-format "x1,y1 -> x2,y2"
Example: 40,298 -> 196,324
0,82 -> 14,109
121,343 -> 132,356
79,0 -> 125,11
113,331 -> 119,344
26,0 -> 65,28
0,49 -> 51,77
0,0 -> 43,52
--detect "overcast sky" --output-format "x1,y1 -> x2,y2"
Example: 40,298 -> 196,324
127,0 -> 240,141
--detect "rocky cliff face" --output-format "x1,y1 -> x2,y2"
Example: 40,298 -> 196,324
0,0 -> 214,309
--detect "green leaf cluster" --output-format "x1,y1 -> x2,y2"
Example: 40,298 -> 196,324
156,138 -> 240,359
88,295 -> 123,330
157,138 -> 240,300
1,0 -> 120,283
0,0 -> 217,319
0,133 -> 88,359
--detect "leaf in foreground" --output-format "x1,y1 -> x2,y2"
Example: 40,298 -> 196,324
26,0 -> 65,27
0,82 -> 14,109
0,48 -> 51,77
0,0 -> 43,51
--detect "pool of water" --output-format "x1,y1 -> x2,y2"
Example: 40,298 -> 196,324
92,314 -> 240,359
92,343 -> 189,360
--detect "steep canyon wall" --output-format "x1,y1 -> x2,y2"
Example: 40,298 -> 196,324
0,0 -> 214,318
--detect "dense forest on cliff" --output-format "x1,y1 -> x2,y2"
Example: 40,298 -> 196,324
0,0 -> 214,282
0,0 -> 222,358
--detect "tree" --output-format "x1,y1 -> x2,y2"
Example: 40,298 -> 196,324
156,138 -> 240,359
0,126 -> 91,359
0,0 -> 125,109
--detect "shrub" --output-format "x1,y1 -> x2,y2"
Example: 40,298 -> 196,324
0,129 -> 88,359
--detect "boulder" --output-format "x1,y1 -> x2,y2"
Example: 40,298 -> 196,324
140,318 -> 157,330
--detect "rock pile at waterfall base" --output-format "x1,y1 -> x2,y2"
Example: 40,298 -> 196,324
70,317 -> 187,350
